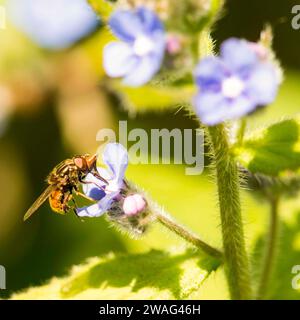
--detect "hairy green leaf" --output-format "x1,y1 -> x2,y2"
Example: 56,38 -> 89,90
11,250 -> 221,300
234,118 -> 300,176
251,210 -> 300,300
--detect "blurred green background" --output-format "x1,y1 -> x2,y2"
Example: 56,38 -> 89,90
0,0 -> 300,299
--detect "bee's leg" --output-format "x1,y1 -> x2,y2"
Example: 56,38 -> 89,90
73,189 -> 97,203
70,197 -> 82,219
65,192 -> 78,217
79,178 -> 106,191
91,171 -> 108,185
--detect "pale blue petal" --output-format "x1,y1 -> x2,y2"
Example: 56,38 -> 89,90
123,54 -> 163,87
194,92 -> 226,125
245,64 -> 278,105
225,95 -> 256,119
8,0 -> 98,50
109,10 -> 143,42
77,192 -> 118,217
76,203 -> 105,218
137,7 -> 164,33
103,42 -> 138,77
221,38 -> 258,75
102,143 -> 128,186
194,92 -> 255,125
194,57 -> 228,91
82,173 -> 106,201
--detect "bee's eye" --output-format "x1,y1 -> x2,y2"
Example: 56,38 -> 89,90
74,157 -> 85,170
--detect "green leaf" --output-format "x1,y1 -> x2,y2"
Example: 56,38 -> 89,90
113,82 -> 195,112
251,210 -> 300,300
234,118 -> 300,176
11,250 -> 221,300
88,0 -> 114,22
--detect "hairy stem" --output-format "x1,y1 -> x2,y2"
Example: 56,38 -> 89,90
208,124 -> 252,299
237,118 -> 247,145
155,211 -> 223,260
256,196 -> 280,300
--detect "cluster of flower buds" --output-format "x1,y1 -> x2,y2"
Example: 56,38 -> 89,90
118,0 -> 216,29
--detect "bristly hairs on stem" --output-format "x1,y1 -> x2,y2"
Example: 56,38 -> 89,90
154,205 -> 223,260
206,123 -> 253,300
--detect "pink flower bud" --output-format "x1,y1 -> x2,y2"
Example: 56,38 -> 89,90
123,194 -> 146,216
166,34 -> 182,55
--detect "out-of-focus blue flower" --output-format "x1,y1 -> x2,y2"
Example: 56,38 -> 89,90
194,38 -> 280,126
103,7 -> 166,87
77,143 -> 129,218
8,0 -> 99,50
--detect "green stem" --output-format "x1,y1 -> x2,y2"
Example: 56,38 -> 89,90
256,196 -> 280,300
155,211 -> 223,260
236,118 -> 247,145
208,124 -> 252,300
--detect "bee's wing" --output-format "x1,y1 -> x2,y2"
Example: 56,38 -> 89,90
23,185 -> 54,221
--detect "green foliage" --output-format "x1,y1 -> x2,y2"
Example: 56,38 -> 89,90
112,82 -> 195,112
251,211 -> 300,300
11,250 -> 221,300
234,118 -> 300,176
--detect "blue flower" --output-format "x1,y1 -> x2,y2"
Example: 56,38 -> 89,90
103,7 -> 166,87
8,0 -> 99,50
194,38 -> 280,126
77,143 -> 129,218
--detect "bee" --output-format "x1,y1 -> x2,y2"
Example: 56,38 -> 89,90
23,154 -> 107,221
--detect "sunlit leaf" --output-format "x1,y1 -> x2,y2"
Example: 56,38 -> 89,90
113,82 -> 195,112
11,250 -> 221,300
252,210 -> 300,300
234,118 -> 300,176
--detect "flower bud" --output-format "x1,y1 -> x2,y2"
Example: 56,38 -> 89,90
107,189 -> 153,237
123,194 -> 147,216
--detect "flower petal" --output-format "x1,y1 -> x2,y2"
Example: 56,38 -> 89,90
225,95 -> 256,120
137,7 -> 164,33
109,10 -> 143,42
76,192 -> 118,217
8,0 -> 99,50
245,64 -> 278,105
103,42 -> 138,78
194,92 -> 226,125
194,57 -> 228,91
102,143 -> 128,186
76,202 -> 105,218
122,53 -> 163,87
221,38 -> 258,75
82,173 -> 106,201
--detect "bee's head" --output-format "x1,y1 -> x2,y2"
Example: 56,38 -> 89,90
73,154 -> 97,172
74,154 -> 108,184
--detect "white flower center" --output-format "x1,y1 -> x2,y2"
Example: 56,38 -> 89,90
133,35 -> 155,56
222,76 -> 245,99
